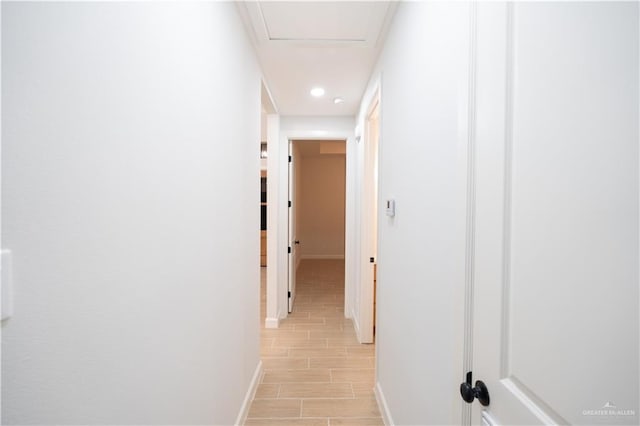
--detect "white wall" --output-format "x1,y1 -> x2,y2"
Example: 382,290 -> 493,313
356,3 -> 470,424
2,3 -> 261,424
298,150 -> 346,259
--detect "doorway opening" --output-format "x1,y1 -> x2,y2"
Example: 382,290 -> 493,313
358,92 -> 380,343
259,81 -> 277,329
287,139 -> 347,314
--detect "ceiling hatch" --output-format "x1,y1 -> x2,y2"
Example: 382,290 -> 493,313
252,2 -> 392,45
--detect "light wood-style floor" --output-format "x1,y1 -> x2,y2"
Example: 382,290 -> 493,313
246,259 -> 382,426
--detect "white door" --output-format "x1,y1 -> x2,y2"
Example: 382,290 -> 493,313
468,3 -> 638,425
288,141 -> 298,313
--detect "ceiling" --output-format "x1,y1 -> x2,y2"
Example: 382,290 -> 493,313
237,1 -> 397,116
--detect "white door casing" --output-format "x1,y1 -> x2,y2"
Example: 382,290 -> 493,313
359,94 -> 380,344
272,119 -> 355,325
287,140 -> 298,313
467,3 -> 639,425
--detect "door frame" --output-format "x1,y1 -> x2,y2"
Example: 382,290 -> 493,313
451,4 -> 479,422
286,140 -> 299,313
286,139 -> 348,314
267,121 -> 356,327
358,90 -> 381,344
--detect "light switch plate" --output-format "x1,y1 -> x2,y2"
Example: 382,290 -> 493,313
385,199 -> 395,217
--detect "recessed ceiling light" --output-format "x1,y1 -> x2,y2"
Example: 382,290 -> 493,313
310,87 -> 325,97
333,97 -> 344,104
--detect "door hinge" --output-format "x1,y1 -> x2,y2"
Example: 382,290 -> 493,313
288,200 -> 292,208
288,155 -> 292,162
288,291 -> 291,298
370,257 -> 375,263
288,246 -> 292,254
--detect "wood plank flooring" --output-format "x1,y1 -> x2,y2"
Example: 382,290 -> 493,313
246,259 -> 381,426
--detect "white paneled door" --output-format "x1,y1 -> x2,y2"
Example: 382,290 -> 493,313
467,3 -> 638,425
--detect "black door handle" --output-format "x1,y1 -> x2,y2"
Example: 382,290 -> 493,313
294,240 -> 300,244
460,375 -> 490,406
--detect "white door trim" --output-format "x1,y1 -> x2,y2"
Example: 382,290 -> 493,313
270,127 -> 356,325
287,140 -> 297,313
358,88 -> 381,344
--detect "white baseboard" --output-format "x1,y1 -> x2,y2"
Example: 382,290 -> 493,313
350,307 -> 362,341
375,381 -> 394,426
300,254 -> 345,260
344,305 -> 353,319
264,317 -> 279,328
234,361 -> 263,426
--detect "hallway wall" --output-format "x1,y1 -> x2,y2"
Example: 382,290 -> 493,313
298,149 -> 346,259
2,3 -> 260,424
357,2 -> 470,424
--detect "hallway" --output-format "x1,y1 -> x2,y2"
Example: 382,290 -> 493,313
2,2 -> 637,424
246,260 -> 381,425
